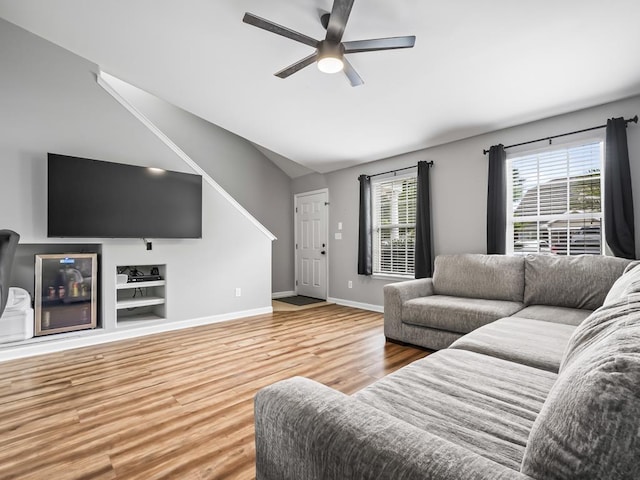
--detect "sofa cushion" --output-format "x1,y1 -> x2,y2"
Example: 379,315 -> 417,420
602,260 -> 640,307
433,254 -> 525,302
523,254 -> 630,310
392,324 -> 466,351
402,295 -> 524,334
354,349 -> 557,471
521,300 -> 640,479
509,304 -> 592,326
561,293 -> 640,375
450,317 -> 576,372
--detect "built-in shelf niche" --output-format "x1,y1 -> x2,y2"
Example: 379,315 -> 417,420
115,265 -> 166,326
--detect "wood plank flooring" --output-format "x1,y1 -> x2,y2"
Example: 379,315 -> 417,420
0,304 -> 428,479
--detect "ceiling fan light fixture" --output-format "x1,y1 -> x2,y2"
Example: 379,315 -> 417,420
316,40 -> 345,74
317,55 -> 344,74
243,1 -> 416,86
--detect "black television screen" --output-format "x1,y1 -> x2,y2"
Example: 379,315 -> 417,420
48,153 -> 202,238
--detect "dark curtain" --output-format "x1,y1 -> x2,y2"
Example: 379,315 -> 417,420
605,117 -> 636,259
487,144 -> 507,254
357,174 -> 372,275
414,161 -> 433,278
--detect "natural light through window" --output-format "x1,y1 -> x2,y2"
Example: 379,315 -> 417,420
507,141 -> 604,256
372,174 -> 417,276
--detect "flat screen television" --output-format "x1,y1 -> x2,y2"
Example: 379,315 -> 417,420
48,153 -> 202,238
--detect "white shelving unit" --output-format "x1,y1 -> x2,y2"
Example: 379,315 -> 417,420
116,266 -> 166,326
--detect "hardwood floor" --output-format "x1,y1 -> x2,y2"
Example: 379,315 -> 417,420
0,304 -> 428,479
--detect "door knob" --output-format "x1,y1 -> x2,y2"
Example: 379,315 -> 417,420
321,251 -> 326,255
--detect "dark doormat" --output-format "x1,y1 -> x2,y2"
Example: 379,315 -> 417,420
276,295 -> 325,306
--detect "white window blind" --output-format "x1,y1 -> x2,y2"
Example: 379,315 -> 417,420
372,175 -> 417,275
508,141 -> 603,256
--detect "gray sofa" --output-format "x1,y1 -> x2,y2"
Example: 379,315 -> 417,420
384,253 -> 630,350
254,255 -> 640,479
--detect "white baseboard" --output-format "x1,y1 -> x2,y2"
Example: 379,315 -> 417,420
327,297 -> 384,313
272,290 -> 296,299
0,306 -> 273,363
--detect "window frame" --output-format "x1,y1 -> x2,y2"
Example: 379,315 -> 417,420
371,172 -> 418,278
505,137 -> 605,256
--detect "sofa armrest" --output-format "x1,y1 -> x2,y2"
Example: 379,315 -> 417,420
255,377 -> 532,480
383,278 -> 433,340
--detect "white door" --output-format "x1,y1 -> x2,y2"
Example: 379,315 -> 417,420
295,190 -> 328,299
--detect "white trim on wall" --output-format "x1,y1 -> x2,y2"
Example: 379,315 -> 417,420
0,306 -> 273,363
96,70 -> 276,242
272,291 -> 296,299
327,297 -> 384,313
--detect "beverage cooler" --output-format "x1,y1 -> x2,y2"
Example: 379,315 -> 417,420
35,253 -> 97,336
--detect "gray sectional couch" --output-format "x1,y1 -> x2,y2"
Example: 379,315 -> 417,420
384,253 -> 630,350
254,254 -> 640,479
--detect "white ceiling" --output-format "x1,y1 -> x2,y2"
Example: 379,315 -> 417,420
1,1 -> 640,176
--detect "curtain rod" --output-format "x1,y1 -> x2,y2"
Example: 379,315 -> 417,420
482,115 -> 638,155
364,161 -> 434,179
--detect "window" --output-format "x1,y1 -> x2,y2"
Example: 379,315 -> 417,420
508,141 -> 603,256
372,174 -> 417,275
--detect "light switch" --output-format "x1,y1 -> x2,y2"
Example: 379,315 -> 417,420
335,233 -> 342,240
338,222 -> 343,230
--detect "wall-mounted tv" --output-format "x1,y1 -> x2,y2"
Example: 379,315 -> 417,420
48,153 -> 202,238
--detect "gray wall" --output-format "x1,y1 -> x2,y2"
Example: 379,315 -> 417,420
0,18 -> 272,331
293,95 -> 640,308
4,14 -> 638,316
105,76 -> 294,294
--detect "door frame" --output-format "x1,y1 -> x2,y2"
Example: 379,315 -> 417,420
294,188 -> 329,299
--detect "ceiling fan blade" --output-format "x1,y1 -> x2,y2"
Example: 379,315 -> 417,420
343,58 -> 364,87
243,13 -> 319,48
275,53 -> 319,78
325,0 -> 355,44
343,36 -> 416,53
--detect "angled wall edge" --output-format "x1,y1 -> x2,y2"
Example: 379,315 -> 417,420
96,70 -> 276,241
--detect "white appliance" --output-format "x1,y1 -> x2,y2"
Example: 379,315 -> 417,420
0,287 -> 34,343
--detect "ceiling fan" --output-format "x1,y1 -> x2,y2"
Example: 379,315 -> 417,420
243,0 -> 416,87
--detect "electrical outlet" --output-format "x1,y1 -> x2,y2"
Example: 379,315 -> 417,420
348,280 -> 353,289
235,287 -> 241,297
